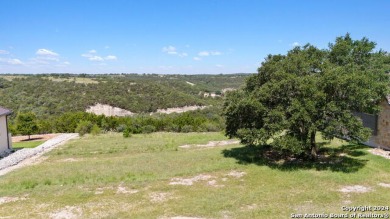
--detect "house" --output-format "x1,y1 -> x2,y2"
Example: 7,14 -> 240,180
0,106 -> 12,155
357,98 -> 390,150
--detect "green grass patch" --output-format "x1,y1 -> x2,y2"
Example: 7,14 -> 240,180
0,132 -> 389,218
12,140 -> 45,149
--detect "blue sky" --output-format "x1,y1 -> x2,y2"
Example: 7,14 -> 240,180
0,0 -> 389,74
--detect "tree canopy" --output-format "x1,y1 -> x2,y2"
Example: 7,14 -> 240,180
15,112 -> 39,140
224,34 -> 390,159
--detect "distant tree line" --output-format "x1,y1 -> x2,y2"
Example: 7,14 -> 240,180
8,107 -> 225,136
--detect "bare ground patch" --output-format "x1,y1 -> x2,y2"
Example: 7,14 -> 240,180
12,133 -> 59,143
116,185 -> 139,195
378,183 -> 390,188
339,185 -> 373,193
169,170 -> 246,188
49,206 -> 82,219
170,174 -> 214,186
226,170 -> 246,178
58,158 -> 81,163
149,192 -> 174,203
240,203 -> 258,211
369,148 -> 390,159
179,140 -> 240,149
0,195 -> 28,205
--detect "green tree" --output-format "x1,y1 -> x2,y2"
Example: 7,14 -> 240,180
224,34 -> 389,159
15,112 -> 39,140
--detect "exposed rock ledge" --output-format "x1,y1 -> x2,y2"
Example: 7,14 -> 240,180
155,105 -> 207,114
86,104 -> 135,117
86,104 -> 207,117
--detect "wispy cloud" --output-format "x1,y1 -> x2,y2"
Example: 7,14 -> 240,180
162,46 -> 177,55
82,50 -> 117,62
105,55 -> 117,60
193,57 -> 201,61
162,45 -> 187,57
89,56 -> 104,61
0,50 -> 10,55
0,58 -> 24,65
32,48 -> 61,63
198,50 -> 222,57
36,48 -> 59,56
291,42 -> 300,47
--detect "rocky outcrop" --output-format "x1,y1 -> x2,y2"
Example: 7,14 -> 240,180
86,104 -> 134,117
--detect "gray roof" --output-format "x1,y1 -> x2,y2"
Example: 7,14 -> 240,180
0,106 -> 12,116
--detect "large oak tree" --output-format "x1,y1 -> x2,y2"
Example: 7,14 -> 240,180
224,34 -> 390,158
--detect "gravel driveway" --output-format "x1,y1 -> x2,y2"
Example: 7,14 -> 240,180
0,133 -> 78,176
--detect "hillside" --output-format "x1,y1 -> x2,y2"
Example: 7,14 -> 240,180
0,73 -> 250,119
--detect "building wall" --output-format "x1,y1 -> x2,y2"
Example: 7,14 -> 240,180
0,115 -> 9,153
372,100 -> 390,149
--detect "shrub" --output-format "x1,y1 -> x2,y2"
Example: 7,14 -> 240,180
91,124 -> 101,136
75,120 -> 93,137
123,128 -> 131,138
116,124 -> 127,132
181,125 -> 194,133
199,122 -> 220,132
142,125 -> 156,134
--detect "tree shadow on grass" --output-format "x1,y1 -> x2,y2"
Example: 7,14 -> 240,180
222,143 -> 369,173
20,137 -> 43,142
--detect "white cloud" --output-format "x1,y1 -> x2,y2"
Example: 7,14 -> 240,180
198,51 -> 209,56
292,42 -> 300,47
216,64 -> 224,68
63,61 -> 71,65
105,55 -> 117,60
36,49 -> 59,56
198,50 -> 222,57
159,65 -> 174,70
0,50 -> 10,55
89,56 -> 104,61
162,45 -> 187,57
82,50 -> 116,62
162,46 -> 177,55
0,58 -> 24,65
193,57 -> 201,61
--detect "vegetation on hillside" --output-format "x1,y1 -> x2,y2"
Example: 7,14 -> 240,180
0,73 -> 248,118
0,73 -> 248,136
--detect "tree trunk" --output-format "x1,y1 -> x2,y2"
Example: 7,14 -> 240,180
310,131 -> 317,159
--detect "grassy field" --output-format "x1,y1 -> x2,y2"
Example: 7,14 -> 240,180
0,132 -> 389,218
44,76 -> 99,84
12,140 -> 45,149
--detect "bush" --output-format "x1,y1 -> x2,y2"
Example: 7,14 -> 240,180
142,125 -> 156,134
165,124 -> 180,132
75,120 -> 93,137
116,124 -> 127,132
199,122 -> 220,132
91,124 -> 101,136
123,128 -> 131,138
181,125 -> 194,133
